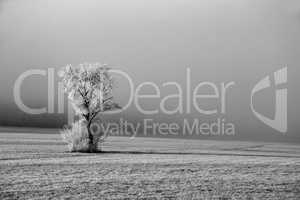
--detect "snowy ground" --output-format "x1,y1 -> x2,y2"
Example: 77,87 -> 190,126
0,132 -> 299,199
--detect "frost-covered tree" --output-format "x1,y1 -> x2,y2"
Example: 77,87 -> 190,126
59,63 -> 120,152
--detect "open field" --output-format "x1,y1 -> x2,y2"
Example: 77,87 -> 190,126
0,131 -> 299,199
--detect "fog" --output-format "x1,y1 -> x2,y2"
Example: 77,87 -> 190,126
0,0 -> 299,142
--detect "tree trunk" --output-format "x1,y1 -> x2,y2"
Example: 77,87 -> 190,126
87,122 -> 94,153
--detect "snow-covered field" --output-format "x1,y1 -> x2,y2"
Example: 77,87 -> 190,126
0,131 -> 299,199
